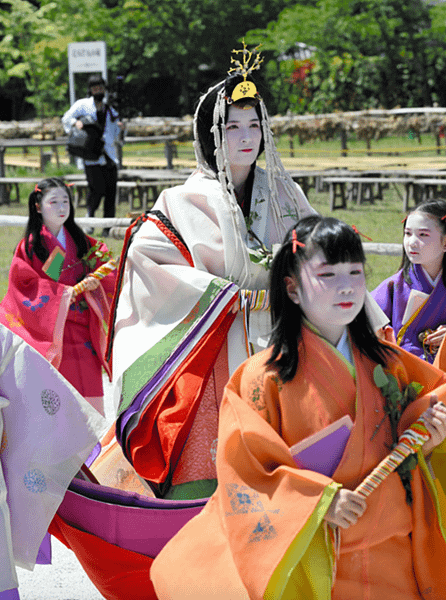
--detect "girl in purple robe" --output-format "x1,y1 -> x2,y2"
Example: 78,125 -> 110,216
372,199 -> 446,363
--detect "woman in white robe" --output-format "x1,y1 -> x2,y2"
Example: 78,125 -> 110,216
110,70 -> 316,500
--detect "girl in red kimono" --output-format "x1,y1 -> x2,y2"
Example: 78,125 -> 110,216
0,177 -> 116,415
151,216 -> 446,600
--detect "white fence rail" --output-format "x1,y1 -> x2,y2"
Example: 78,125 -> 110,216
0,216 -> 133,228
0,216 -> 402,255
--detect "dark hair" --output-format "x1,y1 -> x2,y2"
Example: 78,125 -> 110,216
400,199 -> 446,286
195,73 -> 265,174
88,74 -> 106,93
25,177 -> 90,263
267,215 -> 395,383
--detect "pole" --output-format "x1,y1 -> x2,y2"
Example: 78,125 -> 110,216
116,76 -> 124,170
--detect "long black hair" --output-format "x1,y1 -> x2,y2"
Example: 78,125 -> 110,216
400,198 -> 446,286
25,177 -> 90,262
267,215 -> 396,383
195,73 -> 265,174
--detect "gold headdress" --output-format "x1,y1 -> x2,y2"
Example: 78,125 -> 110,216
192,42 -> 306,287
228,40 -> 263,103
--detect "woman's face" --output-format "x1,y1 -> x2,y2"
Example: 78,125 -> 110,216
404,211 -> 446,279
36,187 -> 70,237
285,248 -> 366,346
225,106 -> 262,169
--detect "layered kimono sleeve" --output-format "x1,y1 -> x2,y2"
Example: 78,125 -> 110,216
216,358 -> 341,599
82,237 -> 117,378
0,323 -> 104,581
113,211 -> 239,487
151,352 -> 341,600
371,274 -> 396,323
0,241 -> 72,366
0,398 -> 17,596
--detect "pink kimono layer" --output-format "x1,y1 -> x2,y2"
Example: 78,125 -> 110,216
0,226 -> 116,413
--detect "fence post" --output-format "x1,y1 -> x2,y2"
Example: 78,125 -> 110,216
164,140 -> 173,169
340,127 -> 348,157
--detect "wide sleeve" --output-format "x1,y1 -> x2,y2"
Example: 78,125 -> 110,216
0,241 -> 72,367
0,398 -> 18,595
370,276 -> 395,323
0,323 -> 104,573
112,193 -> 238,382
112,208 -> 239,482
214,357 -> 341,599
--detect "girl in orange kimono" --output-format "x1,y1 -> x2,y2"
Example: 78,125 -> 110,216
0,177 -> 116,414
151,216 -> 446,600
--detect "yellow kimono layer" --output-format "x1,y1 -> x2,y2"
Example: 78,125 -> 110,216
151,326 -> 446,600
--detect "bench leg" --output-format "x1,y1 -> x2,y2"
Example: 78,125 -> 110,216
329,183 -> 336,210
356,182 -> 363,205
12,183 -> 20,203
403,183 -> 412,212
347,183 -> 355,204
129,188 -> 141,212
137,186 -> 148,212
330,182 -> 346,210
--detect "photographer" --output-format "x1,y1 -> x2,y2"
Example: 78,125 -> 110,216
62,75 -> 124,236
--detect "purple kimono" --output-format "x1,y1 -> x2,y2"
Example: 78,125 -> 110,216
371,264 -> 446,363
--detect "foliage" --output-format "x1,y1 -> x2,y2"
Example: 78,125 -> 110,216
246,0 -> 446,114
0,0 -> 72,117
2,0 -> 446,118
0,0 -> 295,118
81,240 -> 113,269
373,364 -> 424,504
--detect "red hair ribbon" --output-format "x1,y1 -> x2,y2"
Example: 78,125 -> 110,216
34,184 -> 41,193
442,215 -> 446,221
351,225 -> 372,241
292,229 -> 305,253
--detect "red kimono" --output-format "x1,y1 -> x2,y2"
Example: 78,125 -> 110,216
0,226 -> 116,414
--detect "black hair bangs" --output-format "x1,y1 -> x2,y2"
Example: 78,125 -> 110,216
309,217 -> 365,265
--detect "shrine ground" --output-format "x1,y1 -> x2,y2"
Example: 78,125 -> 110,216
16,375 -> 115,600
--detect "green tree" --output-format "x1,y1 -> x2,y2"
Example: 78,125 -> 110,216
88,0 -> 297,115
246,0 -> 444,113
0,0 -> 74,118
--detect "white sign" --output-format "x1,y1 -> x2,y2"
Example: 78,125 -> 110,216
68,41 -> 107,104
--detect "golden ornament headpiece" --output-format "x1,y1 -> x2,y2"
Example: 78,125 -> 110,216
227,40 -> 263,104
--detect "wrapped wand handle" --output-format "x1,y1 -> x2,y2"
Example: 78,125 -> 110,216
72,259 -> 117,298
354,415 -> 431,498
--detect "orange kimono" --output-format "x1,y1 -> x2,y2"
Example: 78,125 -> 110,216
151,326 -> 446,600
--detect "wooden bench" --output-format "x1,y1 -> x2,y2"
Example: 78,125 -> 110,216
70,179 -> 183,212
70,180 -> 140,210
323,176 -> 415,210
410,178 -> 446,205
0,172 -> 188,209
0,177 -> 43,205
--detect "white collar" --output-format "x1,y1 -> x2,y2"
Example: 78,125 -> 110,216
421,266 -> 441,287
336,328 -> 353,364
57,226 -> 66,249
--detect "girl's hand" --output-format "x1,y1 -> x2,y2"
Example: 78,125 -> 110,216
425,325 -> 446,350
421,395 -> 446,456
323,489 -> 367,529
81,276 -> 100,292
231,297 -> 240,314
